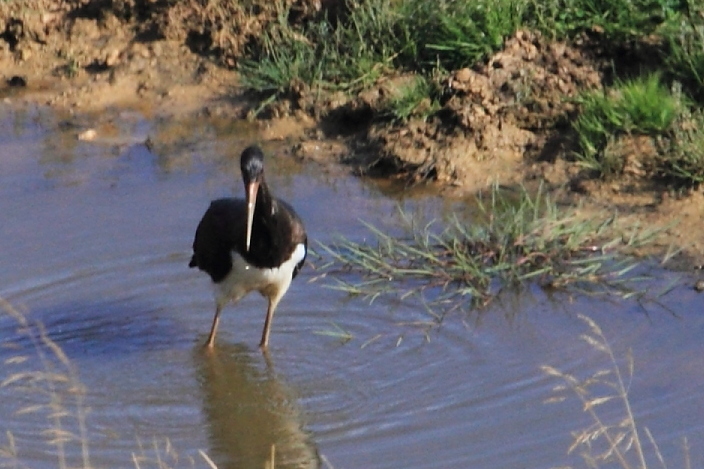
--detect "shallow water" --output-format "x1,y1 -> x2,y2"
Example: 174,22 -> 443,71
1,103 -> 703,469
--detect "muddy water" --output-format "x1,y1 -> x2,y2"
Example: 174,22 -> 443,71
1,104 -> 703,469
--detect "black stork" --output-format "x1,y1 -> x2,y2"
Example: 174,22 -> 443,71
189,145 -> 307,349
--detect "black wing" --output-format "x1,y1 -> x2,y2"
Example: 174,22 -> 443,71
189,199 -> 247,283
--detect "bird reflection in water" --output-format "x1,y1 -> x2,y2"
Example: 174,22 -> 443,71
193,344 -> 320,469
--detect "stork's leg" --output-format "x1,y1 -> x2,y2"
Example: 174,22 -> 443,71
259,295 -> 282,349
206,304 -> 223,348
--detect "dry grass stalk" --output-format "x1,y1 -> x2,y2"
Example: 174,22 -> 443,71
0,297 -> 91,469
1,298 -> 215,469
543,314 -> 692,469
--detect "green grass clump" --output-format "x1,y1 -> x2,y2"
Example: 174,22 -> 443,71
238,0 -> 691,99
663,0 -> 704,99
238,0 -> 523,105
321,185 -> 656,312
237,31 -> 318,98
397,0 -> 525,72
654,106 -> 704,187
572,73 -> 704,187
377,75 -> 442,123
236,4 -> 320,100
527,0 -> 683,40
618,75 -> 682,133
573,74 -> 683,177
239,0 -> 402,100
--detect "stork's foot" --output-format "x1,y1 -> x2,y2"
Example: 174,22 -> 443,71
203,335 -> 217,351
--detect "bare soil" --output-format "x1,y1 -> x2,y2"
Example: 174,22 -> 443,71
2,0 -> 704,270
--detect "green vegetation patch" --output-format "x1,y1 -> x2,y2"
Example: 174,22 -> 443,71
654,106 -> 704,187
320,185 -> 659,312
572,73 -> 704,188
664,0 -> 704,98
376,75 -> 442,123
398,0 -> 526,72
237,0 -> 533,103
573,74 -> 685,177
238,0 -> 405,98
237,0 -> 692,100
527,0 -> 684,40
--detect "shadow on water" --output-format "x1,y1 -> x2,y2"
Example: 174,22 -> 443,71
0,298 -> 188,356
193,343 -> 320,469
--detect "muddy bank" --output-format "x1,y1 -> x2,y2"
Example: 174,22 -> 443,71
2,0 -> 704,269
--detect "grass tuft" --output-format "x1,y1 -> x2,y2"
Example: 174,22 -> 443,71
320,184 -> 659,314
654,104 -> 704,188
237,2 -> 320,102
618,74 -> 682,133
664,0 -> 704,99
526,0 -> 682,40
377,75 -> 442,123
398,0 -> 525,72
239,0 -> 401,101
573,74 -> 684,177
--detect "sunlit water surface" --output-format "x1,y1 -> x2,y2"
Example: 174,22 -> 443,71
1,104 -> 703,469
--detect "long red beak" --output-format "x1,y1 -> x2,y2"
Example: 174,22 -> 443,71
245,181 -> 259,252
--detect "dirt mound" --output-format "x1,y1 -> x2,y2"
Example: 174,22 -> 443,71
154,0 -> 319,68
367,31 -> 603,188
0,0 -> 327,112
0,1 -> 198,111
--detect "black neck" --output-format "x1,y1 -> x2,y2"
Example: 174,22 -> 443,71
255,177 -> 274,216
245,179 -> 283,265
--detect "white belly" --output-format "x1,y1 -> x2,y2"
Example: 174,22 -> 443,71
214,243 -> 306,308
